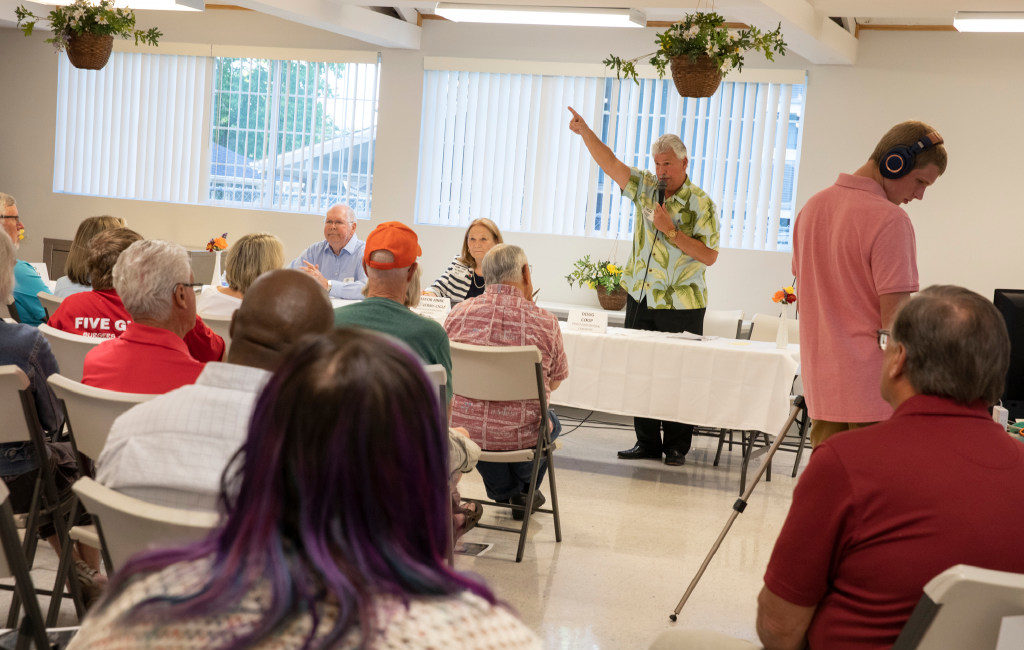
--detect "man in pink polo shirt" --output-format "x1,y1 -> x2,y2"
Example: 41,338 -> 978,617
793,121 -> 947,446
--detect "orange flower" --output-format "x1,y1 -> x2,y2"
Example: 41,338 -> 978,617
772,290 -> 785,303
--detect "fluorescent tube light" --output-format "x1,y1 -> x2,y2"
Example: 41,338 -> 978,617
953,11 -> 1024,32
47,0 -> 203,11
434,3 -> 645,28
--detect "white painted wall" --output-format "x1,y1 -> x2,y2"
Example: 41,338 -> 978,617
0,14 -> 1020,318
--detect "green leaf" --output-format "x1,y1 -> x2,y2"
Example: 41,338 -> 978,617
652,238 -> 669,269
647,268 -> 667,282
672,260 -> 702,285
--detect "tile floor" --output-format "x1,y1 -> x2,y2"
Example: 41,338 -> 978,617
0,407 -> 810,648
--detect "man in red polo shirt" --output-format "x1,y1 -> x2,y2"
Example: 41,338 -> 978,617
83,239 -> 215,393
756,286 -> 1024,649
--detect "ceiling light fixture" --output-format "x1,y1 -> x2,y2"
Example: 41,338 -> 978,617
953,11 -> 1024,32
46,0 -> 203,11
434,3 -> 645,28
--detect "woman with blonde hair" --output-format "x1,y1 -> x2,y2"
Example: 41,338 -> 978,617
198,232 -> 284,318
425,218 -> 502,305
54,215 -> 125,298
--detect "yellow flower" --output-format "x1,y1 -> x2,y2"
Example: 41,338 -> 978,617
17,228 -> 25,241
587,281 -> 596,289
784,286 -> 795,294
606,263 -> 619,274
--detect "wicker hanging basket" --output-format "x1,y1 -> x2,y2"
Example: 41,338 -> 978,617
596,286 -> 627,311
669,55 -> 723,98
66,33 -> 114,70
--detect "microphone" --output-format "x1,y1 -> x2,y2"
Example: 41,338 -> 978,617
657,178 -> 667,205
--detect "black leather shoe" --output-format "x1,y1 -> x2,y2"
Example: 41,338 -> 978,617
511,491 -> 546,521
617,444 -> 662,460
664,449 -> 687,466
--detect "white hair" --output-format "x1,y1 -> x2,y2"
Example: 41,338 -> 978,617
652,134 -> 687,160
326,204 -> 355,224
0,232 -> 15,303
113,239 -> 191,321
482,244 -> 528,285
0,193 -> 16,210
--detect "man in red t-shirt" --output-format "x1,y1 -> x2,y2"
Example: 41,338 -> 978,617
83,239 -> 220,393
757,286 -> 1024,649
792,121 -> 947,447
51,228 -> 224,363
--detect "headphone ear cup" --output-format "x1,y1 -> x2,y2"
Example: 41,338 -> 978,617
880,146 -> 914,179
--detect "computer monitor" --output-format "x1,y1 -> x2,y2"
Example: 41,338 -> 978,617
994,289 -> 1024,420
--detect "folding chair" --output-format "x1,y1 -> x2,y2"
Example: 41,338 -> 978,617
70,478 -> 218,572
198,315 -> 232,355
34,292 -> 62,323
0,366 -> 87,627
0,481 -> 51,650
894,564 -> 1024,649
36,326 -> 100,383
450,342 -> 562,563
702,309 -> 744,339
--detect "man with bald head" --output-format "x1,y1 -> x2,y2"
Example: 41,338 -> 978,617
289,203 -> 367,299
96,269 -> 333,510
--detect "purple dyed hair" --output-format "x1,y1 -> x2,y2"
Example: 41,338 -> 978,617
96,329 -> 495,647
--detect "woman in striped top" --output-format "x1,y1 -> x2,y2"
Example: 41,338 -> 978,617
425,218 -> 503,305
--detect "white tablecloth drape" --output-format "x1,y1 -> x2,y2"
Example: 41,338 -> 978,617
551,326 -> 800,434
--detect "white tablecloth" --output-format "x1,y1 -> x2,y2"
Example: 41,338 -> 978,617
551,325 -> 800,434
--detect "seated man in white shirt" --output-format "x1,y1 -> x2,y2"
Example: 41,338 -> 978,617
96,269 -> 334,511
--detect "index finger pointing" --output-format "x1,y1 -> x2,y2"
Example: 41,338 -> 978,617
567,106 -> 581,119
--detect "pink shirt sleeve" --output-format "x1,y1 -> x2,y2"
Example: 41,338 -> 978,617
870,216 -> 919,296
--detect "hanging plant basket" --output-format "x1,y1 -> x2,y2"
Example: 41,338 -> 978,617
596,286 -> 627,311
669,55 -> 723,98
66,33 -> 114,70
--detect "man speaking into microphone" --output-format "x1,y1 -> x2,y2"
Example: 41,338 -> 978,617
568,107 -> 720,467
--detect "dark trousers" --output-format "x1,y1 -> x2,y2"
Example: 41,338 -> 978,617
625,295 -> 705,455
476,411 -> 562,502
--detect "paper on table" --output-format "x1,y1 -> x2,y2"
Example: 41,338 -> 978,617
666,332 -> 717,341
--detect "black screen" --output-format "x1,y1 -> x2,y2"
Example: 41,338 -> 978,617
994,289 -> 1024,420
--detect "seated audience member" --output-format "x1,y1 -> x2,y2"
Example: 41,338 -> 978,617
68,329 -> 540,649
97,270 -> 332,510
1,192 -> 51,326
444,244 -> 568,519
0,234 -> 104,603
755,286 -> 1024,649
53,215 -> 125,298
289,203 -> 367,299
425,217 -> 503,305
82,240 -> 222,393
52,230 -> 225,362
197,232 -> 284,318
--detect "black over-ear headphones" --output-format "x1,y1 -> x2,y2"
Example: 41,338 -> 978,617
879,131 -> 944,180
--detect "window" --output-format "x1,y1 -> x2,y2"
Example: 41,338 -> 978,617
54,50 -> 380,218
416,65 -> 805,251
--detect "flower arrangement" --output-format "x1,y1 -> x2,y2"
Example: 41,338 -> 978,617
206,233 -> 229,252
566,255 -> 623,293
772,285 -> 797,305
15,0 -> 161,53
604,11 -> 786,87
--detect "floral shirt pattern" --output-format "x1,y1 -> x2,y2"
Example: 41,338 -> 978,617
620,168 -> 719,310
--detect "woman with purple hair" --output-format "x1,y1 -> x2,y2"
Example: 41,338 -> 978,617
68,329 -> 539,649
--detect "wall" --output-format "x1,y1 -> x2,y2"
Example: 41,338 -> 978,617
1,14 -> 1020,317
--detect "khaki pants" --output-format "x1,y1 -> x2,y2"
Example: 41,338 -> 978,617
810,420 -> 877,448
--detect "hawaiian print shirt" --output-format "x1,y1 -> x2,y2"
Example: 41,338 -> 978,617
619,168 -> 720,310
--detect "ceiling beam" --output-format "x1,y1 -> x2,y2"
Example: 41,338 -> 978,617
812,1 -> 1023,20
393,6 -> 418,23
742,0 -> 857,65
233,0 -> 421,48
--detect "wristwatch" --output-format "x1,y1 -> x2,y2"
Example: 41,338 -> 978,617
665,226 -> 679,239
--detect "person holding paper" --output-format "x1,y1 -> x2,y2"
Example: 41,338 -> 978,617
568,107 -> 719,467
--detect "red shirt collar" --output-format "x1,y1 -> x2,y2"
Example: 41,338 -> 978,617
120,322 -> 191,355
892,393 -> 992,421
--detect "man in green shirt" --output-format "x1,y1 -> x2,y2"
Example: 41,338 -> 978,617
568,107 -> 720,467
333,221 -> 453,400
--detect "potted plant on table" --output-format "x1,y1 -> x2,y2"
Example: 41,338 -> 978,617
566,255 -> 627,311
604,11 -> 786,98
15,0 -> 161,71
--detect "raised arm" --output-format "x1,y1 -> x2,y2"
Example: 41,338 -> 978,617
568,106 -> 630,190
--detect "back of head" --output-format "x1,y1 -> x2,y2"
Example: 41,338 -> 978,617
224,232 -> 284,294
892,285 -> 1009,405
228,269 -> 333,371
482,243 -> 528,285
458,218 -> 503,267
65,216 -> 126,284
870,120 -> 948,174
88,228 -> 143,291
0,233 -> 15,302
113,239 -> 190,321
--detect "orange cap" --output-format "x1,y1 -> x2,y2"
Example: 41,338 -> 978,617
364,221 -> 421,270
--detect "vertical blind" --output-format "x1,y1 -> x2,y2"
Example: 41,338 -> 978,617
54,53 -> 209,204
415,68 -> 805,251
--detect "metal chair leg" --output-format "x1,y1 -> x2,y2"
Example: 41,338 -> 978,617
546,447 -> 562,543
791,405 -> 810,477
515,451 -> 544,563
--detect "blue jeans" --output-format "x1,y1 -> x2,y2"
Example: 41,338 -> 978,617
476,410 -> 562,502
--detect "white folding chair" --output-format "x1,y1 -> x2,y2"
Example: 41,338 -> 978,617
894,564 -> 1024,649
749,312 -> 800,343
450,342 -> 562,563
0,481 -> 52,649
35,291 -> 62,322
36,324 -> 101,383
71,478 -> 218,573
703,309 -> 744,339
199,315 -> 232,355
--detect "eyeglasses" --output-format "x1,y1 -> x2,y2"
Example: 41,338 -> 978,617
877,329 -> 891,351
0,215 -> 19,220
177,282 -> 203,290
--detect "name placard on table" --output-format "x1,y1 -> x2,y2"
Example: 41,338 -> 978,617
415,295 -> 452,320
566,309 -> 608,334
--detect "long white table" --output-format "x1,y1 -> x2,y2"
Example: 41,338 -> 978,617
551,325 -> 800,435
